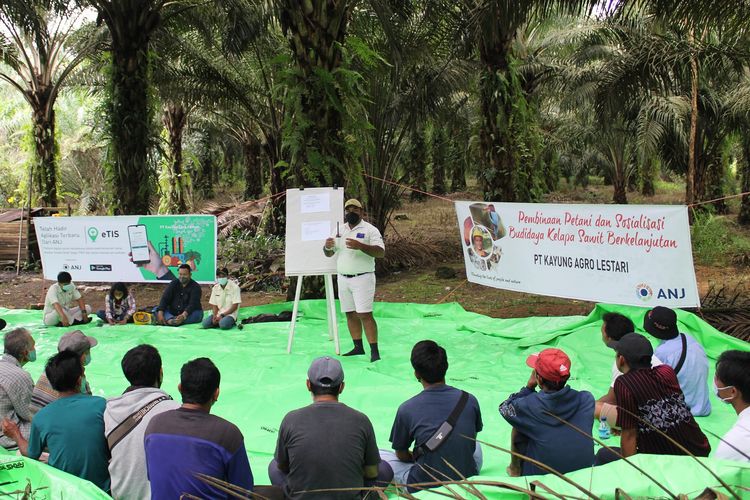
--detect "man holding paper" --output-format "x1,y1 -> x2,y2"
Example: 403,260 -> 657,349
324,199 -> 385,362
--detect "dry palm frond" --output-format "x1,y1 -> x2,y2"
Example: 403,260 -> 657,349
202,199 -> 268,237
378,234 -> 461,273
693,284 -> 750,342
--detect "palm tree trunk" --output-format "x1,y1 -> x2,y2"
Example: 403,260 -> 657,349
739,134 -> 750,225
242,135 -> 262,200
641,156 -> 657,196
409,126 -> 427,201
686,26 -> 699,214
431,125 -> 447,195
30,95 -> 57,207
449,130 -> 466,192
197,131 -> 215,198
162,103 -> 188,213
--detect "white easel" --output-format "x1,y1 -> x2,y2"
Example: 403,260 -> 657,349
283,186 -> 344,354
286,274 -> 340,354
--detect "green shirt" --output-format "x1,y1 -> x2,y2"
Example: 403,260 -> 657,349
28,394 -> 110,492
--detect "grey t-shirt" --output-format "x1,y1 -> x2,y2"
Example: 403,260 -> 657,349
274,402 -> 380,499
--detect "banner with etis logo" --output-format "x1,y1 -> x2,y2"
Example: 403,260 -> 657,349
455,202 -> 699,307
34,215 -> 217,283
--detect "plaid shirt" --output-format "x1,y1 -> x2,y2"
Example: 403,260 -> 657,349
0,354 -> 33,449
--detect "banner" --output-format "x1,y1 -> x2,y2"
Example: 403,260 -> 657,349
35,215 -> 217,283
455,202 -> 699,307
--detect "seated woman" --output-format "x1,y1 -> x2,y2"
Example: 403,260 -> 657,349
97,282 -> 136,325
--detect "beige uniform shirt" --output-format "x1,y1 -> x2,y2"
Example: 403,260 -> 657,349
43,283 -> 82,316
208,280 -> 242,320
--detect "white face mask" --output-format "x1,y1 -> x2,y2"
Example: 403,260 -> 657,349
713,382 -> 735,403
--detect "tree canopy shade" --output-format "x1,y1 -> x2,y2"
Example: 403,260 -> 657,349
0,0 -> 100,207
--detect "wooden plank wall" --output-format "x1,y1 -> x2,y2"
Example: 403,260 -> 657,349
0,221 -> 36,262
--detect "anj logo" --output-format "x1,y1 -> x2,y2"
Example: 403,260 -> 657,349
636,283 -> 653,302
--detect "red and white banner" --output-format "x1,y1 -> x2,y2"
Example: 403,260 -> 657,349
455,202 -> 699,307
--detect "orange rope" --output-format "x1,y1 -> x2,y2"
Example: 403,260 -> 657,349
687,190 -> 750,207
436,279 -> 469,304
363,173 -> 455,203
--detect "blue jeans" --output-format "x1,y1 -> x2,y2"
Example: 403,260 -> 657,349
267,458 -> 393,493
380,443 -> 483,490
201,314 -> 236,330
162,309 -> 203,325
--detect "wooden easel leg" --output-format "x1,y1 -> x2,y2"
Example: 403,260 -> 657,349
287,275 -> 304,354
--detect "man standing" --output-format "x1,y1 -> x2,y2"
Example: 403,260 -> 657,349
643,306 -> 711,416
105,345 -> 181,499
30,330 -> 97,415
144,357 -> 253,499
155,264 -> 203,326
43,271 -> 92,326
202,267 -> 241,330
499,348 -> 595,476
0,328 -> 35,450
382,340 -> 483,492
269,356 -> 392,498
2,350 -> 111,492
713,350 -> 750,462
598,333 -> 710,464
324,199 -> 385,361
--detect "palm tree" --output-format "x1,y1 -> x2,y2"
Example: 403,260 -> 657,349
0,0 -> 100,207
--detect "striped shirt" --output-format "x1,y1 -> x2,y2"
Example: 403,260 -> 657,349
614,364 -> 710,457
0,355 -> 33,449
104,294 -> 136,322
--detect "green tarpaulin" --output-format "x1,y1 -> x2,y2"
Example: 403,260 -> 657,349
0,301 -> 748,498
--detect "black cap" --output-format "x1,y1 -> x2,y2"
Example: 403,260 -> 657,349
643,306 -> 678,340
607,333 -> 654,362
0,318 -> 5,331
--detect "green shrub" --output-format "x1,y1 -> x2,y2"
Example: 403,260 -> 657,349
691,212 -> 750,266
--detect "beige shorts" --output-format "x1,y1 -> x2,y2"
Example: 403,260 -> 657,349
337,273 -> 375,313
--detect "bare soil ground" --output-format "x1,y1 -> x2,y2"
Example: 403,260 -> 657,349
2,178 -> 748,319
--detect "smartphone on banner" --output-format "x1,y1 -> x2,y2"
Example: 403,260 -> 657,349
128,224 -> 150,264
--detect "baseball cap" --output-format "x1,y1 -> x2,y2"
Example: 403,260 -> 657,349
58,330 -> 98,356
526,348 -> 571,383
643,306 -> 678,340
607,332 -> 654,362
0,318 -> 6,331
307,356 -> 344,387
344,198 -> 362,209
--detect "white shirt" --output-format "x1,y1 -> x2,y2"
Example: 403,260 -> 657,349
332,220 -> 384,275
610,355 -> 662,387
43,283 -> 82,316
715,406 -> 750,462
208,280 -> 242,320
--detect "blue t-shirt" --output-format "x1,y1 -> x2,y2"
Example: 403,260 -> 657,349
145,408 -> 253,499
390,385 -> 483,489
654,333 -> 711,416
27,394 -> 110,491
499,385 -> 595,476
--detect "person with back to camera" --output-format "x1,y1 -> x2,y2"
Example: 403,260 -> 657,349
0,328 -> 36,450
97,282 -> 136,325
324,198 -> 385,362
43,271 -> 92,326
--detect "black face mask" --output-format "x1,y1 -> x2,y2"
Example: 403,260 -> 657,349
345,212 -> 361,225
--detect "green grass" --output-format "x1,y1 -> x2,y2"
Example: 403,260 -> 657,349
691,212 -> 750,266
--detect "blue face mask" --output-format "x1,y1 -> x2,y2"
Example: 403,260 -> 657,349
80,375 -> 87,394
27,349 -> 37,363
218,277 -> 228,286
62,283 -> 74,292
83,353 -> 91,366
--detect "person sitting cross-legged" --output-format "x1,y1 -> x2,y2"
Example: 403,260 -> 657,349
2,350 -> 110,492
499,348 -> 595,477
144,357 -> 253,499
595,333 -> 710,465
713,350 -> 750,462
43,271 -> 92,327
155,264 -> 203,326
105,345 -> 180,500
202,267 -> 241,330
381,340 -> 483,493
269,356 -> 393,499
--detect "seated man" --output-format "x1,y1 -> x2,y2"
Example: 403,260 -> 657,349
596,312 -> 661,422
43,271 -> 92,327
202,267 -> 241,330
643,306 -> 711,416
144,357 -> 253,499
269,356 -> 392,498
105,345 -> 181,500
713,350 -> 750,462
382,340 -> 483,492
597,333 -> 710,464
0,328 -> 36,450
2,350 -> 110,492
155,264 -> 203,326
30,330 -> 96,415
499,348 -> 595,476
